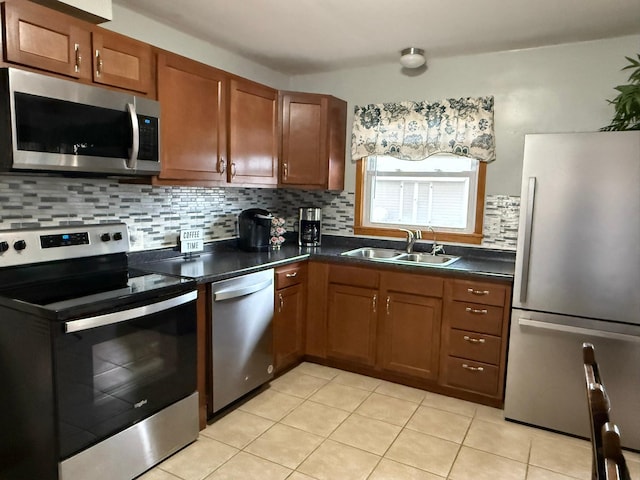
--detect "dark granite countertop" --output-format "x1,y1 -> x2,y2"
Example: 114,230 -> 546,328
129,235 -> 515,284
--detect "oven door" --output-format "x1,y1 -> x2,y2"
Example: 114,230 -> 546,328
53,290 -> 197,460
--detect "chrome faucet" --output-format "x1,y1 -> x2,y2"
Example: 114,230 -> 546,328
427,226 -> 444,256
400,228 -> 422,253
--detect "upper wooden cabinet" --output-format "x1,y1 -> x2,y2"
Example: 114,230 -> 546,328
91,30 -> 152,94
1,0 -> 153,94
3,0 -> 91,79
279,91 -> 347,190
228,78 -> 278,186
156,52 -> 228,184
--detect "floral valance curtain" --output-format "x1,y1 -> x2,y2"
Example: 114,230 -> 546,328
351,96 -> 495,162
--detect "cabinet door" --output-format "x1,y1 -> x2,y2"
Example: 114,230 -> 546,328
380,291 -> 442,380
157,52 -> 228,183
228,78 -> 278,185
92,30 -> 152,94
326,284 -> 377,366
280,92 -> 327,187
274,284 -> 305,373
3,1 -> 91,79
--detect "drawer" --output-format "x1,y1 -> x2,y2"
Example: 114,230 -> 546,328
448,301 -> 504,336
448,329 -> 501,365
444,357 -> 499,396
381,271 -> 443,298
329,264 -> 379,289
450,280 -> 507,307
275,263 -> 307,289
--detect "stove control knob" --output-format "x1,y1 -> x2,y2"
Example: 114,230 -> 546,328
14,240 -> 26,251
100,233 -> 111,242
0,241 -> 8,253
113,232 -> 123,241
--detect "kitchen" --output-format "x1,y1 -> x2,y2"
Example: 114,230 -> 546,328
0,0 -> 639,479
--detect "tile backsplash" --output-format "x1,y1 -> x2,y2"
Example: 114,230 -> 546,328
0,175 -> 519,251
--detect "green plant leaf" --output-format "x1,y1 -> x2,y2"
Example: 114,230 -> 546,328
602,53 -> 640,131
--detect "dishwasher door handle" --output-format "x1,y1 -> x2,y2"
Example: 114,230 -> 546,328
214,278 -> 273,302
518,318 -> 640,343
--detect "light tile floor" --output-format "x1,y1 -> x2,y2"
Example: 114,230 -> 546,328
139,362 -> 640,480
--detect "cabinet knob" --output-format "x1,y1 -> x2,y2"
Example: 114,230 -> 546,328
372,294 -> 377,313
278,293 -> 284,312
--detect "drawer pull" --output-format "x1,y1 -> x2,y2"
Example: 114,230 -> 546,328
462,363 -> 484,372
465,307 -> 488,314
463,335 -> 485,344
372,294 -> 377,313
467,288 -> 490,295
278,293 -> 284,312
285,272 -> 298,278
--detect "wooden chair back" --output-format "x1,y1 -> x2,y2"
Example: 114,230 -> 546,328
602,422 -> 631,480
583,342 -> 611,480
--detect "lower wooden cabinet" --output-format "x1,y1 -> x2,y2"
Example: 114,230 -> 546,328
439,278 -> 511,404
273,263 -> 307,373
306,261 -> 513,407
379,291 -> 441,380
327,283 -> 378,366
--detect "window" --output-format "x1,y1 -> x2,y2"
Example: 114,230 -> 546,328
355,155 -> 486,244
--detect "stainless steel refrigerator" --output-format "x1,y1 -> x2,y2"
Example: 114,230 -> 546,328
504,131 -> 640,450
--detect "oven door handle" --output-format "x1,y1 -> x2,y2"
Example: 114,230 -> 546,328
64,290 -> 197,333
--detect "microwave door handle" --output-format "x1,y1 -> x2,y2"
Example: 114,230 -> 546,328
127,102 -> 139,170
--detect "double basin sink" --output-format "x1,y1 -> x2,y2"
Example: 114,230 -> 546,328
341,247 -> 460,267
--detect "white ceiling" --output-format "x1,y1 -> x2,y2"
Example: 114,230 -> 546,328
114,0 -> 640,75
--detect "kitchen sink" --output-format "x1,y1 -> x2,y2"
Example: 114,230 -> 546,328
341,247 -> 404,259
341,247 -> 460,267
395,252 -> 460,266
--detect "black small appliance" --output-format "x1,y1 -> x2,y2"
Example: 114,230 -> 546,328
298,207 -> 322,246
238,208 -> 273,251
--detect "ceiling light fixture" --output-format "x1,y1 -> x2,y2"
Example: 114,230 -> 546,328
400,47 -> 426,69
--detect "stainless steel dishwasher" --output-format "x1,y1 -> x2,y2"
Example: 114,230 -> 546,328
211,268 -> 275,413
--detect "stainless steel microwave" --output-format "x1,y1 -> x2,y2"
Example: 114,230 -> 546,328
0,68 -> 160,176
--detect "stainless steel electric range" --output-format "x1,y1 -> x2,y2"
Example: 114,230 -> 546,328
0,223 -> 199,480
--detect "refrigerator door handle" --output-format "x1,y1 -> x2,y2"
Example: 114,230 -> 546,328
519,177 -> 536,303
518,318 -> 640,343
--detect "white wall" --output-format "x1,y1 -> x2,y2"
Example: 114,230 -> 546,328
102,4 -> 290,90
290,35 -> 639,196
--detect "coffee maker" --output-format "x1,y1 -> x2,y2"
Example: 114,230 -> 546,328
298,207 -> 322,246
238,208 -> 273,251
